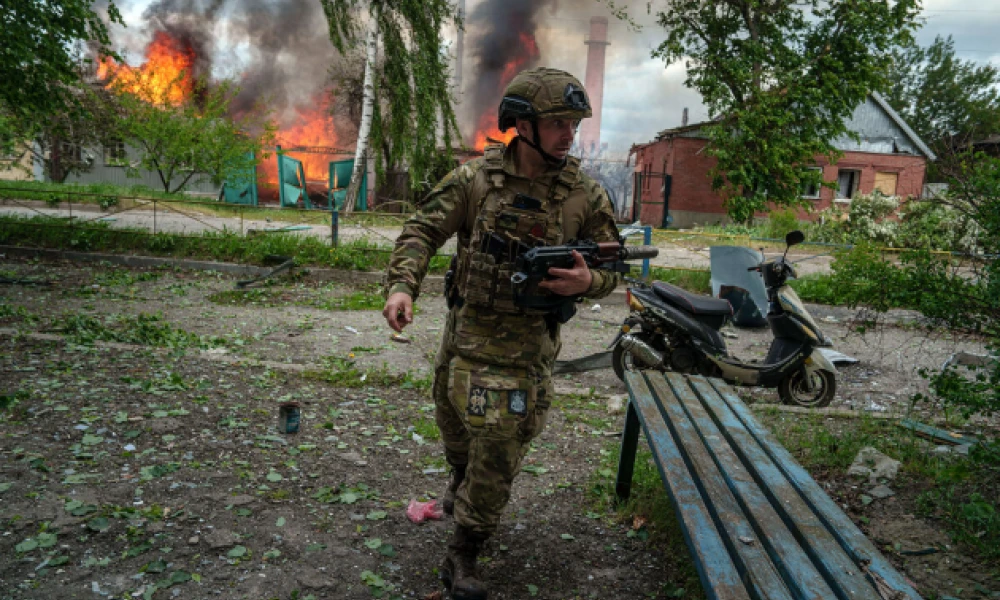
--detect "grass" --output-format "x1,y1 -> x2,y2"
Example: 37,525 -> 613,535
586,442 -> 704,598
303,356 -> 433,392
760,410 -> 1000,564
0,214 -> 451,274
645,266 -> 712,294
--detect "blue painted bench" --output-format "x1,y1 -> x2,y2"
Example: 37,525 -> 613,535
615,371 -> 922,600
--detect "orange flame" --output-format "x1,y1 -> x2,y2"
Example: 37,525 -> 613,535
472,32 -> 539,151
98,31 -> 195,105
257,103 -> 340,187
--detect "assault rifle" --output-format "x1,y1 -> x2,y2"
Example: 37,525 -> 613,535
510,240 -> 659,322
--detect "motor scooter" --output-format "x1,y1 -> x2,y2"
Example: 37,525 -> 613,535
610,230 -> 837,407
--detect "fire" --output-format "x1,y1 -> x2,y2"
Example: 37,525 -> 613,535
472,32 -> 539,151
257,103 -> 340,187
98,31 -> 195,105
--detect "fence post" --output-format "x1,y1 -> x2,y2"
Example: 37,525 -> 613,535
153,199 -> 157,235
643,225 -> 652,279
331,209 -> 339,247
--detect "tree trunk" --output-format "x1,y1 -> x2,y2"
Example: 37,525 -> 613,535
343,14 -> 379,215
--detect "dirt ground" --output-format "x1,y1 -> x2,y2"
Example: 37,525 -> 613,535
0,255 -> 997,599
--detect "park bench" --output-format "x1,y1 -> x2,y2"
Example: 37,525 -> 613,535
615,371 -> 922,600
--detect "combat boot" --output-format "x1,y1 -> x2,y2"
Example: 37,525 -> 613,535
442,463 -> 466,516
440,526 -> 488,600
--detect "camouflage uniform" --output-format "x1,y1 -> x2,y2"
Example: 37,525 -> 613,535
385,138 -> 621,536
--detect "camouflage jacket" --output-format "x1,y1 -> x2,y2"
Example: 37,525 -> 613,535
385,139 -> 622,302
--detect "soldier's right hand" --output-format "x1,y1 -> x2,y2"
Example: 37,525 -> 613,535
383,292 -> 414,332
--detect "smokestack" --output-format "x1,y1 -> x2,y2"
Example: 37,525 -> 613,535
579,16 -> 609,155
682,107 -> 688,127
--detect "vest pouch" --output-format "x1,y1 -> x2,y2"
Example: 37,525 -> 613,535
492,265 -> 519,313
449,357 -> 536,438
462,251 -> 497,307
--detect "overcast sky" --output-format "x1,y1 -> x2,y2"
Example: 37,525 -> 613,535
509,0 -> 1000,153
115,0 -> 1000,153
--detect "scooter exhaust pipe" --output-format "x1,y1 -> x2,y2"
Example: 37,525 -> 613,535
619,334 -> 664,369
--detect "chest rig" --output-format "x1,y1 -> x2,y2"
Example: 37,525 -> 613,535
456,143 -> 581,315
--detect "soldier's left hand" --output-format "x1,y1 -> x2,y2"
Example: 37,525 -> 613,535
539,250 -> 592,296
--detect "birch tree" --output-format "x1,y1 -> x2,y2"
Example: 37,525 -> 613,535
321,0 -> 460,209
343,18 -> 378,214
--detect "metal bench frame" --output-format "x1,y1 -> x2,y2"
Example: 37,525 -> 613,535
615,371 -> 921,600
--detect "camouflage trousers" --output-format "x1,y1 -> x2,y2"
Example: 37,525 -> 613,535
433,305 -> 559,536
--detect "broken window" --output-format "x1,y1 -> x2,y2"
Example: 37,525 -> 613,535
801,167 -> 822,199
104,140 -> 127,165
836,169 -> 860,199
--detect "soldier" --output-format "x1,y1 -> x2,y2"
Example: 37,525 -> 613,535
382,67 -> 621,600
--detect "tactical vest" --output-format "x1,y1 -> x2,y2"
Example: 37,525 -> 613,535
455,143 -> 581,316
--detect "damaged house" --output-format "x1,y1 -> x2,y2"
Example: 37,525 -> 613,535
628,92 -> 937,228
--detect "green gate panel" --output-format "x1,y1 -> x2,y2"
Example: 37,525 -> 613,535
329,159 -> 367,211
278,153 -> 307,208
222,151 -> 258,206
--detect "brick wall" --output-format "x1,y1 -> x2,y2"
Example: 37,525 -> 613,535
632,137 -> 928,227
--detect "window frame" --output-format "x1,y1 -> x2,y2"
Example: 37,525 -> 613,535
801,166 -> 823,200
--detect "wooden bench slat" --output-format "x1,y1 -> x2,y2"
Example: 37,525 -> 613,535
662,373 -> 838,600
623,372 -> 753,600
687,376 -> 881,600
706,378 -> 923,600
645,373 -> 796,600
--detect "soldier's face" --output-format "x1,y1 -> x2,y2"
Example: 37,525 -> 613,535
518,117 -> 580,161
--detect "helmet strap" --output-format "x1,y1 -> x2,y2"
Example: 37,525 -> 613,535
517,121 -> 566,168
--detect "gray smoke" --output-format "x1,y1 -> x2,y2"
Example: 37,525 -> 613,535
117,0 -> 339,123
462,0 -> 555,138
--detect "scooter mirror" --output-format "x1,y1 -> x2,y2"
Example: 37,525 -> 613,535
785,230 -> 805,247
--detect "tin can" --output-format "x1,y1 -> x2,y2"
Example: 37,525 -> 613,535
277,402 -> 301,434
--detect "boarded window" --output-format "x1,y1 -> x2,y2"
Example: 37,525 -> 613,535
836,169 -> 860,199
873,171 -> 898,196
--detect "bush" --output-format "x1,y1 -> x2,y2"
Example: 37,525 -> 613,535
843,190 -> 900,246
897,198 -> 983,253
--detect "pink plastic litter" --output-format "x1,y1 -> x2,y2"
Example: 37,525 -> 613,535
406,499 -> 443,523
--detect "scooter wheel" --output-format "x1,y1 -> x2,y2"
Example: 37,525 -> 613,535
778,369 -> 836,408
612,334 -> 658,382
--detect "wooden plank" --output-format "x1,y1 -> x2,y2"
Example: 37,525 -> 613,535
623,371 -> 752,600
645,373 -> 794,600
687,376 -> 880,600
708,378 -> 923,600
663,373 -> 837,600
899,419 -> 978,447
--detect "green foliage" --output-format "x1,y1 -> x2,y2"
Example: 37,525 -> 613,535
650,0 -> 920,223
58,312 -> 225,349
918,484 -> 1000,562
884,35 -> 1000,154
830,152 -> 1000,420
0,214 -> 449,274
842,191 -> 900,246
320,0 -> 460,192
0,1 -> 123,125
114,78 -> 276,193
763,209 -> 800,241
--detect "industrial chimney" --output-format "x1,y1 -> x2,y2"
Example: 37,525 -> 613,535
579,16 -> 609,156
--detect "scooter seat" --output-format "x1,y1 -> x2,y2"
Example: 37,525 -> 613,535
652,282 -> 733,317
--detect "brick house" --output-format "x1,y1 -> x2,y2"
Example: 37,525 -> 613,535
628,92 -> 936,228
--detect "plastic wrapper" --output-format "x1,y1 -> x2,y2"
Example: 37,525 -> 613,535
406,499 -> 443,523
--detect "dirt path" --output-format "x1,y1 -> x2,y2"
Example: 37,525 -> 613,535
0,256 -> 995,599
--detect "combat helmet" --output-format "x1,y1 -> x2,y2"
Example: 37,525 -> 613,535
498,67 -> 592,164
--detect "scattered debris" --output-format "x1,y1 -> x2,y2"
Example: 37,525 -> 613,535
553,351 -> 612,374
868,485 -> 895,500
606,394 -> 627,414
591,304 -> 601,312
739,536 -> 755,545
821,315 -> 840,324
405,499 -> 443,524
345,326 -> 361,335
847,447 -> 901,482
721,330 -> 739,339
941,350 -> 995,370
235,255 -> 294,288
900,547 -> 939,556
390,333 -> 411,343
816,347 -> 859,366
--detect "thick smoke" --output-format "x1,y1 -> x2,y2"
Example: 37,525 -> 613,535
116,0 -> 339,124
461,0 -> 555,137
